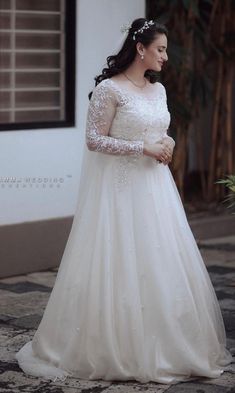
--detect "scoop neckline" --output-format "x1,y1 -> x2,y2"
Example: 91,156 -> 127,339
107,78 -> 160,101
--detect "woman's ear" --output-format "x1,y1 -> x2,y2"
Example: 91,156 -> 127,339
136,42 -> 145,57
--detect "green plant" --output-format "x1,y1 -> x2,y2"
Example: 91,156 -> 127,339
216,175 -> 235,213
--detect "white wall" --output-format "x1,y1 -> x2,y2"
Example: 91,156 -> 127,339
0,0 -> 145,225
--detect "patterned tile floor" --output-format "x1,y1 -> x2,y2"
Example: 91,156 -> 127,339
0,236 -> 235,393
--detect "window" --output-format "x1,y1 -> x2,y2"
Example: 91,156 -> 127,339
0,0 -> 76,131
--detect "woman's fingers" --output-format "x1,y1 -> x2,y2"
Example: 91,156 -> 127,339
162,150 -> 172,159
160,148 -> 172,164
150,141 -> 173,163
162,145 -> 171,154
161,140 -> 174,155
156,140 -> 174,164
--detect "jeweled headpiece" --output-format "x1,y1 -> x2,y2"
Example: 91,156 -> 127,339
120,23 -> 132,34
120,20 -> 155,40
132,20 -> 155,40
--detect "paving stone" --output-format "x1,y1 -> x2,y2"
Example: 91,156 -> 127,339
0,275 -> 29,284
0,326 -> 26,346
0,326 -> 34,361
200,249 -> 235,268
219,299 -> 235,312
222,363 -> 235,374
222,312 -> 235,333
200,243 -> 235,252
101,385 -> 169,392
0,360 -> 22,374
0,369 -> 169,393
216,287 -> 235,296
50,376 -> 111,390
26,271 -> 57,288
0,281 -> 51,293
200,235 -> 235,245
0,291 -> 49,317
216,290 -> 235,301
165,381 -> 233,392
200,370 -> 235,388
9,314 -> 42,329
207,265 -> 235,275
0,369 -> 59,392
0,314 -> 14,323
210,276 -> 235,291
226,338 -> 235,357
50,377 -> 169,392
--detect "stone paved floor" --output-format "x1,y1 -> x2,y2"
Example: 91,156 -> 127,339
0,236 -> 235,392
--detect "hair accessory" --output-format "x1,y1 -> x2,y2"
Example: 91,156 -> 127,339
120,23 -> 132,34
133,20 -> 155,40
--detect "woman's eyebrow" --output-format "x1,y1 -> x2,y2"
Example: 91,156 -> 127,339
158,45 -> 167,49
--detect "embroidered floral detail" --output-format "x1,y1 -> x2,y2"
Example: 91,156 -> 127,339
86,81 -> 144,156
115,156 -> 138,191
86,78 -> 175,192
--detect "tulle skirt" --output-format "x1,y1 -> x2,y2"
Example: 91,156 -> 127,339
15,149 -> 233,384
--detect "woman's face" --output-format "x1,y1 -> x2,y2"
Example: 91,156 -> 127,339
138,33 -> 168,72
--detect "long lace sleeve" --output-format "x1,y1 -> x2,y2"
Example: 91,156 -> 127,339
86,81 -> 144,156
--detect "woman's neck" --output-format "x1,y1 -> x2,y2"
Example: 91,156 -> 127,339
124,59 -> 147,84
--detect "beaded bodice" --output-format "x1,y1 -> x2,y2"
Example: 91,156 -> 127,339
85,78 -> 172,156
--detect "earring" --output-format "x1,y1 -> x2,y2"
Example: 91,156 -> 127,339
140,54 -> 144,60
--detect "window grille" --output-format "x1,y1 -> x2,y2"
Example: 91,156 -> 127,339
0,0 -> 76,130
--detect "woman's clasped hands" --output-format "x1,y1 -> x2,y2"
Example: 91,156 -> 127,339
143,136 -> 175,165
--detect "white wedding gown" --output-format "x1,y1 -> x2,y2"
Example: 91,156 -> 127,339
15,78 -> 233,384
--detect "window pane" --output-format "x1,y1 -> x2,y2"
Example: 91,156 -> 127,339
0,111 -> 10,122
0,0 -> 71,126
0,53 -> 11,67
16,33 -> 60,50
0,0 -> 10,10
0,91 -> 10,108
16,72 -> 60,88
16,0 -> 60,12
15,110 -> 60,122
16,14 -> 60,31
0,11 -> 10,29
15,91 -> 60,108
0,72 -> 10,87
0,32 -> 11,49
15,53 -> 60,69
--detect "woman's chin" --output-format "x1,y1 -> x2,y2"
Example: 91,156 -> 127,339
152,65 -> 162,72
146,66 -> 162,73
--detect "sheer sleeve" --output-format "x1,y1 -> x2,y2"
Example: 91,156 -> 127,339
86,81 -> 144,156
160,84 -> 175,148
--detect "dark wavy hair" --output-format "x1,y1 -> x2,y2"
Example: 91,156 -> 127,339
88,18 -> 168,99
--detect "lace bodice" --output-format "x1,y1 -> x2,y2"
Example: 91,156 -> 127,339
86,78 -> 174,156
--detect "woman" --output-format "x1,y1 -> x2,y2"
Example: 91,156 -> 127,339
15,18 -> 233,385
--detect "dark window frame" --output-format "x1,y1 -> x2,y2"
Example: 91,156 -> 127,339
0,0 -> 76,132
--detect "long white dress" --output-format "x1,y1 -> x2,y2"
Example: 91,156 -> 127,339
15,78 -> 233,384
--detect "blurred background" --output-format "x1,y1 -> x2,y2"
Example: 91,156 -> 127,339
147,0 -> 235,209
0,0 -> 234,277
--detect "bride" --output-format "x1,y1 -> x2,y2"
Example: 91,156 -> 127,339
15,17 -> 233,385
